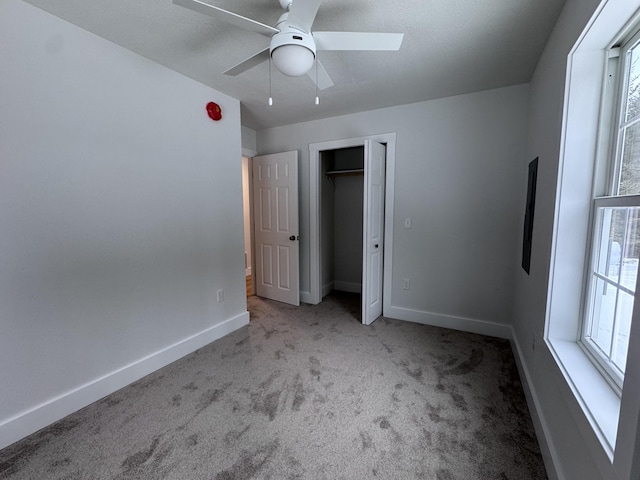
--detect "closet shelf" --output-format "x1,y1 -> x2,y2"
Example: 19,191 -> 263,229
325,168 -> 364,176
325,168 -> 363,188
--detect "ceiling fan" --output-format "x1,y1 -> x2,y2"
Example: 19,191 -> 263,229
173,0 -> 404,90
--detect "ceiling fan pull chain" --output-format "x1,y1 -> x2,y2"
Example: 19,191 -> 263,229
269,56 -> 273,106
315,55 -> 319,105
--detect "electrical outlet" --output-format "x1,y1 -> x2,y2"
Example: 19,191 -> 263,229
532,333 -> 537,352
217,289 -> 224,302
402,279 -> 410,290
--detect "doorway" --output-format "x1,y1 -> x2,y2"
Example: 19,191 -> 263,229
252,151 -> 300,306
309,134 -> 396,325
242,151 -> 301,306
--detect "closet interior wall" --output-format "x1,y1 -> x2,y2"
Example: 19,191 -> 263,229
320,147 -> 365,298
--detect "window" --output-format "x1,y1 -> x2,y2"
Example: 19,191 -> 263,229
546,0 -> 640,460
581,28 -> 640,390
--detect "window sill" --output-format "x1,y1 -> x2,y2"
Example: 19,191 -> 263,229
547,338 -> 620,459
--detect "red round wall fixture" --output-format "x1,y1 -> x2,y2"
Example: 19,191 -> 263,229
206,102 -> 222,121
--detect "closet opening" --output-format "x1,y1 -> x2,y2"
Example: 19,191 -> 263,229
309,133 -> 395,325
315,140 -> 386,325
320,146 -> 365,311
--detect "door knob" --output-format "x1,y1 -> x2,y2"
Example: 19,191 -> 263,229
375,244 -> 379,248
290,235 -> 296,241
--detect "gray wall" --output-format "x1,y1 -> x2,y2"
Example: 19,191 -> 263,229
333,148 -> 364,292
257,85 -> 529,331
0,0 -> 247,449
320,153 -> 335,295
512,0 -> 640,479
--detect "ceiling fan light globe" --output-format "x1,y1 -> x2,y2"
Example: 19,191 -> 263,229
272,45 -> 315,77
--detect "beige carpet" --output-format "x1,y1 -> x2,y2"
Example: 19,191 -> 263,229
0,292 -> 547,479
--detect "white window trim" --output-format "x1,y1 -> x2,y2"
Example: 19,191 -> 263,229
546,0 -> 640,473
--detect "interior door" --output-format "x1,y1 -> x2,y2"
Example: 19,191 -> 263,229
362,141 -> 386,325
252,151 -> 300,306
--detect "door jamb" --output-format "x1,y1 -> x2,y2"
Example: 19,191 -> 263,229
308,133 -> 396,317
242,148 -> 256,297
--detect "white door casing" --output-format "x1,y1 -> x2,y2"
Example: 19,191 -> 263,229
252,151 -> 300,306
362,140 -> 386,325
308,133 -> 396,314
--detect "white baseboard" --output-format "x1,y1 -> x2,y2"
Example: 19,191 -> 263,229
510,330 -> 562,480
386,305 -> 511,339
0,311 -> 249,450
322,282 -> 334,298
334,281 -> 362,294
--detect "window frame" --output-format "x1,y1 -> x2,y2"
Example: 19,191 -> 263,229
544,0 -> 640,464
580,27 -> 640,393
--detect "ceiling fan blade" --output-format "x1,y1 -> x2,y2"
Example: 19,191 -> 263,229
307,59 -> 334,90
223,48 -> 271,76
287,0 -> 322,33
173,0 -> 278,37
313,32 -> 404,51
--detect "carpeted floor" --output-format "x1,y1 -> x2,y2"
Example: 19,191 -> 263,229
0,292 -> 547,479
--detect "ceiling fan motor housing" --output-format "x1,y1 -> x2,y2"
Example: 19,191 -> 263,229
270,28 -> 316,77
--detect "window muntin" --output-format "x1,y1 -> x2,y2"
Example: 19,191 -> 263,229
582,30 -> 640,389
585,202 -> 639,381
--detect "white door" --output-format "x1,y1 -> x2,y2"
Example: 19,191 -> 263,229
253,151 -> 300,306
362,141 -> 386,325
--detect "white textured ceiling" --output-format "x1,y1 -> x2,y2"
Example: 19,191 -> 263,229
22,0 -> 566,130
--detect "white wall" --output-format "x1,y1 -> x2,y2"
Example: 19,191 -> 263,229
257,85 -> 529,335
511,0 -> 640,479
0,0 -> 248,449
241,126 -> 257,156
